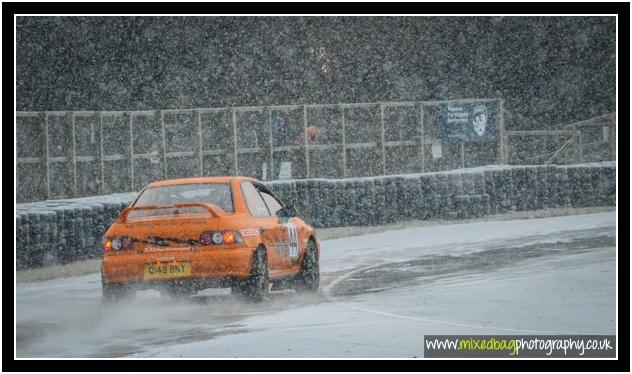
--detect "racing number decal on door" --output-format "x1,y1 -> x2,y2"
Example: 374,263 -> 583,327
285,222 -> 299,259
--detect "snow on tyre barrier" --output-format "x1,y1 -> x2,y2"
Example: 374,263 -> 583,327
371,177 -> 386,225
15,163 -> 616,270
15,193 -> 138,269
420,173 -> 439,220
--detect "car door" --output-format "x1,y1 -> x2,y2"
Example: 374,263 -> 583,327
240,181 -> 287,276
254,183 -> 302,273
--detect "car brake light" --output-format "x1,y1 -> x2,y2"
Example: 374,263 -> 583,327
200,232 -> 213,245
122,237 -> 132,250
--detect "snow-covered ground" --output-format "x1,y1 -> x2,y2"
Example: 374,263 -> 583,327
15,212 -> 616,358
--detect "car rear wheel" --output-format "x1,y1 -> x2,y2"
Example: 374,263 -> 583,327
293,240 -> 319,293
234,247 -> 269,302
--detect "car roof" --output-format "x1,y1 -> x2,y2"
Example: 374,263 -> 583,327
147,176 -> 256,188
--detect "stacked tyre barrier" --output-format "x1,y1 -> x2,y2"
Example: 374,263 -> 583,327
15,193 -> 137,270
16,162 -> 615,270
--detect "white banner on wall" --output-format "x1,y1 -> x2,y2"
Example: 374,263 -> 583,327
432,140 -> 443,159
279,162 -> 292,179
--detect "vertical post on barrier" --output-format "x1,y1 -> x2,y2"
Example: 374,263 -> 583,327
573,125 -> 579,163
160,111 -> 167,179
197,110 -> 203,176
129,112 -> 135,191
499,98 -> 507,164
232,108 -> 238,175
380,103 -> 386,175
304,105 -> 310,178
610,123 -> 615,160
70,112 -> 77,197
461,141 -> 465,168
577,129 -> 582,163
420,103 -> 425,173
99,112 -> 105,194
268,108 -> 273,180
44,112 -> 51,200
341,106 -> 347,178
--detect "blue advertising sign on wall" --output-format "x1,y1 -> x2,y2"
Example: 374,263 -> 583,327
439,102 -> 497,142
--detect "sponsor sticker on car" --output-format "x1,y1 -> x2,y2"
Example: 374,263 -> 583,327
240,228 -> 260,237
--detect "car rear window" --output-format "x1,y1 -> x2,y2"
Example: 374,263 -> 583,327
133,183 -> 234,213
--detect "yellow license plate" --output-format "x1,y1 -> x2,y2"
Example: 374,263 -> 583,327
144,262 -> 192,280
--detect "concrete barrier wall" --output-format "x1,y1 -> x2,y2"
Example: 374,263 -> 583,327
15,162 -> 616,270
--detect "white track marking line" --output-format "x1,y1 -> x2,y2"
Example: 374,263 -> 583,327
322,262 -> 569,335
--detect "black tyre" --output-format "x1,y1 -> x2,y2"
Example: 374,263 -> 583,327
237,247 -> 269,302
293,240 -> 319,293
230,282 -> 246,295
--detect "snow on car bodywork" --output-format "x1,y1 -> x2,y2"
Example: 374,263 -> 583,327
101,176 -> 319,302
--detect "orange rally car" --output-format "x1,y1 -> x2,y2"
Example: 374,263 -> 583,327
101,176 -> 319,302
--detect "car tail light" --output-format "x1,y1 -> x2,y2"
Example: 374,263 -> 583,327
122,237 -> 132,249
111,238 -> 123,250
223,231 -> 235,244
104,236 -> 133,251
199,231 -> 242,245
212,232 -> 224,244
200,232 -> 213,245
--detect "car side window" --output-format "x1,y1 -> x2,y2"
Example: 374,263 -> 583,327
256,186 -> 284,217
241,182 -> 271,217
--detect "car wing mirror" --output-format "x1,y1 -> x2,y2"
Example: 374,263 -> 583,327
276,206 -> 298,223
288,206 -> 298,217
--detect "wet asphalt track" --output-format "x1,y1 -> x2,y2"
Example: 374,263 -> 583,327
15,213 -> 616,357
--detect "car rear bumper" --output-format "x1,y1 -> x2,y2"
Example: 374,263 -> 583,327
102,246 -> 256,284
117,276 -> 246,292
